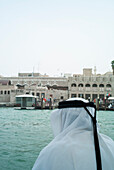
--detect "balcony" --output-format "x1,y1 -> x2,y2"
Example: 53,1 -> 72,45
85,87 -> 91,92
92,87 -> 98,92
78,87 -> 84,92
100,88 -> 104,92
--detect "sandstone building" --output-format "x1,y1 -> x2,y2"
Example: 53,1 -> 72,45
0,68 -> 113,105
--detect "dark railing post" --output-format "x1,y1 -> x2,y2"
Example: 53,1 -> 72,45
41,96 -> 43,109
105,97 -> 106,110
97,97 -> 99,111
49,97 -> 52,110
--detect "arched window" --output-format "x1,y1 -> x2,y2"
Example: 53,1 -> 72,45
78,83 -> 83,87
92,84 -> 97,87
71,83 -> 76,87
85,84 -> 90,87
99,84 -> 104,87
106,84 -> 111,87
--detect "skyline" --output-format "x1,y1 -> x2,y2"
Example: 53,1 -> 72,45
0,0 -> 114,77
0,65 -> 113,77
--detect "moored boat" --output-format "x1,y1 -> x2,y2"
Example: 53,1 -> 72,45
108,97 -> 114,109
14,94 -> 38,109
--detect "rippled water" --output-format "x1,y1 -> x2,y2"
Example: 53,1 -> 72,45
0,108 -> 113,170
97,110 -> 114,140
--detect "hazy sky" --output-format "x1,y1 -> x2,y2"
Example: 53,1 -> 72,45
0,0 -> 114,77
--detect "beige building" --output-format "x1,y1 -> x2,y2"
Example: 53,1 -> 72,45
0,69 -> 113,105
69,69 -> 113,100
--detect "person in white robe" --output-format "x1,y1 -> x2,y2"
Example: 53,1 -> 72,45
32,98 -> 114,170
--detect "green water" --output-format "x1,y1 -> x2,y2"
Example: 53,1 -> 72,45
0,108 -> 113,170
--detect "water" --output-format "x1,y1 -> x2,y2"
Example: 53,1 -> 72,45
0,108 -> 113,170
97,110 -> 114,140
0,108 -> 53,170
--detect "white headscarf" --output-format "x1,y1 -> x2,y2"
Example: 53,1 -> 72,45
32,98 -> 114,170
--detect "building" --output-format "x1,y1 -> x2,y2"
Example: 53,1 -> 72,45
69,69 -> 113,100
0,69 -> 113,105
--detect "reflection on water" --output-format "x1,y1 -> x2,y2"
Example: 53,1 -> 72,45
0,108 -> 113,170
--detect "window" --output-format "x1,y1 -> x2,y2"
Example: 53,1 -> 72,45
36,93 -> 40,97
99,84 -> 104,87
32,92 -> 34,96
92,84 -> 97,87
71,83 -> 76,87
85,84 -> 90,87
78,94 -> 84,98
61,96 -> 64,100
26,92 -> 29,94
85,94 -> 90,99
4,91 -> 7,94
16,98 -> 21,102
41,93 -> 45,98
78,84 -> 83,87
8,81 -> 11,85
28,74 -> 32,77
106,84 -> 111,87
92,94 -> 98,100
71,94 -> 77,98
99,94 -> 104,100
8,91 -> 10,94
27,97 -> 32,102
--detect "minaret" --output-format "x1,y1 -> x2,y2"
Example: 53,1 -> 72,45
94,66 -> 96,75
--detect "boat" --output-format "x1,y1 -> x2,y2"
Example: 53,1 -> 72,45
14,94 -> 38,109
108,97 -> 114,109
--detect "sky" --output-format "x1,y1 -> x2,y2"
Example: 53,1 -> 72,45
0,0 -> 114,77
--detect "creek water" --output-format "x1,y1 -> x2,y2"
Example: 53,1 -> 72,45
0,108 -> 113,170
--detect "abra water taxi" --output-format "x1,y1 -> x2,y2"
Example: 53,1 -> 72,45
14,94 -> 38,109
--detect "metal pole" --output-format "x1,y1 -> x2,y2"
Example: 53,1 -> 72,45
105,97 -> 106,110
49,97 -> 52,110
41,96 -> 43,109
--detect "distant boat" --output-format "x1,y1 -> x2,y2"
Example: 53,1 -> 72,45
14,94 -> 38,110
108,97 -> 114,109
